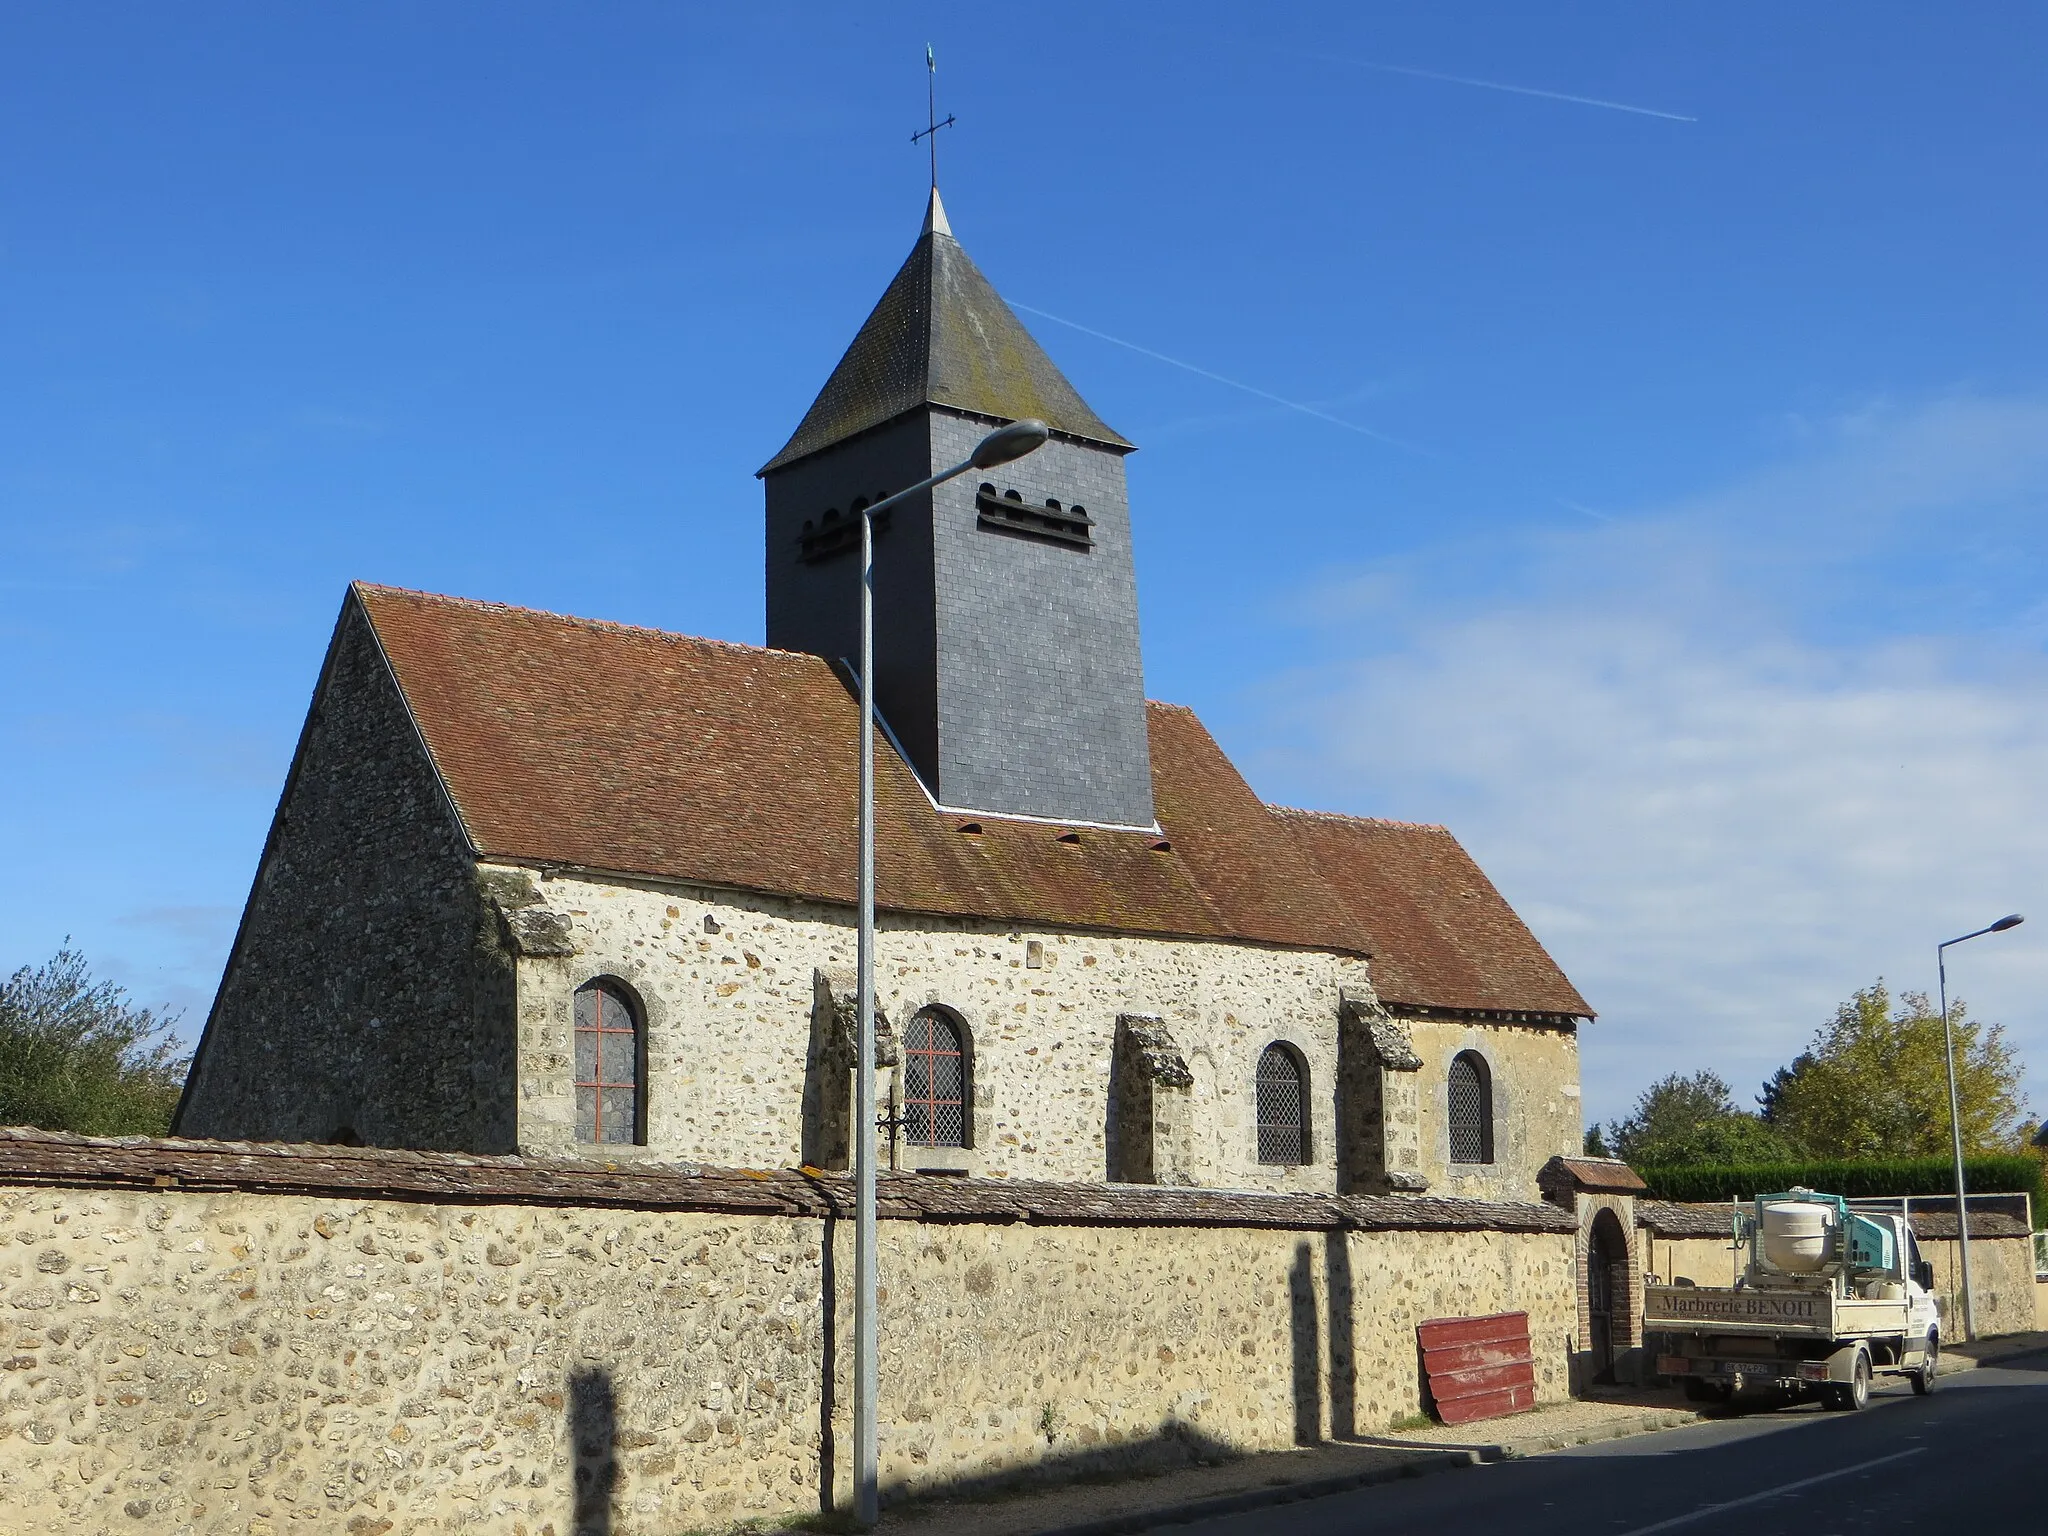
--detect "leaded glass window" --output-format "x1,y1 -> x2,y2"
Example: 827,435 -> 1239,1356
574,978 -> 642,1145
903,1009 -> 967,1148
1448,1051 -> 1493,1165
1255,1044 -> 1308,1165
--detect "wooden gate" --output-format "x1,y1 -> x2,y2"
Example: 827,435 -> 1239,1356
1587,1207 -> 1626,1382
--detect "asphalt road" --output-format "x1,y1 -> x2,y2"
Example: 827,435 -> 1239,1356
1179,1351 -> 2048,1535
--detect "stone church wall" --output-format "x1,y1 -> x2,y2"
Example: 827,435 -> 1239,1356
1406,1017 -> 1584,1205
511,870 -> 1361,1190
507,870 -> 1580,1201
176,599 -> 520,1152
0,1135 -> 1577,1535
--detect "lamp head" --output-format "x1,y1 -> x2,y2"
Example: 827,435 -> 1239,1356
1991,913 -> 2025,932
969,418 -> 1050,470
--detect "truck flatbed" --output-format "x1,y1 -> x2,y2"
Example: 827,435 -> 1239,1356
1644,1284 -> 1909,1340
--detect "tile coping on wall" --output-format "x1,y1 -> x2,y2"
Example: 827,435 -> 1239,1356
1638,1197 -> 2031,1240
0,1125 -> 1575,1233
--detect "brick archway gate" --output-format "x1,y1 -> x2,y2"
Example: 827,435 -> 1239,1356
1539,1155 -> 1648,1390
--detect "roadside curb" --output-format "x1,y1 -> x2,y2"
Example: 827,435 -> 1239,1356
1026,1408 -> 1700,1536
1949,1328 -> 2048,1371
1461,1406 -> 1702,1459
1959,1344 -> 2048,1369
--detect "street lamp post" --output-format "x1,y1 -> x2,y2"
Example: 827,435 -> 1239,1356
851,418 -> 1049,1527
1936,912 -> 2023,1343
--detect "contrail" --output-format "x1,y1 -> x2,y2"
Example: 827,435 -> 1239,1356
1554,498 -> 1616,524
1329,56 -> 1697,122
1013,302 -> 1616,523
1010,302 -> 1434,458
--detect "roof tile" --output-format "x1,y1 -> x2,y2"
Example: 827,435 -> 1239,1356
354,584 -> 1588,1017
1275,807 -> 1592,1016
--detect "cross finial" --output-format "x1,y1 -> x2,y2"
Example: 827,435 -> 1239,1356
911,44 -> 956,190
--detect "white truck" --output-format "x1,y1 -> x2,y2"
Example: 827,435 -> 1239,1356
1643,1188 -> 1943,1410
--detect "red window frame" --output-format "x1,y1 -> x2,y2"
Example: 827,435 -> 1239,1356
902,1011 -> 966,1148
574,980 -> 640,1144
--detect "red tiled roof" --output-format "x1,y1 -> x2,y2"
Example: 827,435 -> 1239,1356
1538,1155 -> 1648,1197
1275,808 -> 1592,1017
354,584 -> 1589,1017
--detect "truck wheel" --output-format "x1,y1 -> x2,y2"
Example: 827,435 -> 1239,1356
1841,1351 -> 1871,1411
1824,1350 -> 1871,1411
1911,1332 -> 1938,1396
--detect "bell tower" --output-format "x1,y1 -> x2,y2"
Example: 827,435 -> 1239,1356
760,191 -> 1155,829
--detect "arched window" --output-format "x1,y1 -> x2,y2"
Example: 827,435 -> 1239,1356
902,1008 -> 968,1148
1447,1051 -> 1493,1165
1255,1043 -> 1309,1165
574,978 -> 643,1145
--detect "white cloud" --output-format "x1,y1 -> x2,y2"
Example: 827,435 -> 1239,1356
1262,396 -> 2048,1130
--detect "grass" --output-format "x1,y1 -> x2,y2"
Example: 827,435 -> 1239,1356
677,1512 -> 865,1536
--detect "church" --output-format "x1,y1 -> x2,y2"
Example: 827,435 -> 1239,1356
174,189 -> 1592,1207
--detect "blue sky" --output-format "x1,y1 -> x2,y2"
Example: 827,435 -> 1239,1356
6,4 -> 2048,1131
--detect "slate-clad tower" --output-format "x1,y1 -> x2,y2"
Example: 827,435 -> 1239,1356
760,190 -> 1154,828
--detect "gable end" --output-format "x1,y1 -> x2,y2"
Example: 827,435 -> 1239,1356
174,590 -> 514,1151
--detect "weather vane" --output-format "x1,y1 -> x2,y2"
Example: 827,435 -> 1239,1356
911,44 -> 955,189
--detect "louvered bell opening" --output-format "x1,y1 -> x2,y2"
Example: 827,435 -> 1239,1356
903,1011 -> 967,1148
1255,1045 -> 1307,1166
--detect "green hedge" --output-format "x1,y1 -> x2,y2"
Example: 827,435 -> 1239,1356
1636,1156 -> 2044,1222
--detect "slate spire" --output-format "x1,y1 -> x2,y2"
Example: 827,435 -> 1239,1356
759,195 -> 1131,476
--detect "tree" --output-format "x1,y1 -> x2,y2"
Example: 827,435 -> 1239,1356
0,945 -> 189,1136
1583,1124 -> 1612,1157
1767,982 -> 2028,1158
1606,1069 -> 1802,1166
1756,1061 -> 1803,1127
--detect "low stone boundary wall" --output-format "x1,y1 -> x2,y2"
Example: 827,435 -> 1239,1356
1638,1200 -> 2037,1339
0,1129 -> 1576,1534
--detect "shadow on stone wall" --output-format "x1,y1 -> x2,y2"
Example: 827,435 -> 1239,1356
819,1213 -> 839,1515
814,1222 -> 1362,1517
1290,1240 -> 1322,1445
1324,1229 -> 1358,1440
569,1366 -> 617,1536
840,1232 -> 1389,1517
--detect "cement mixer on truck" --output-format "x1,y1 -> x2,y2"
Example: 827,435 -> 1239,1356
1643,1188 -> 1942,1410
